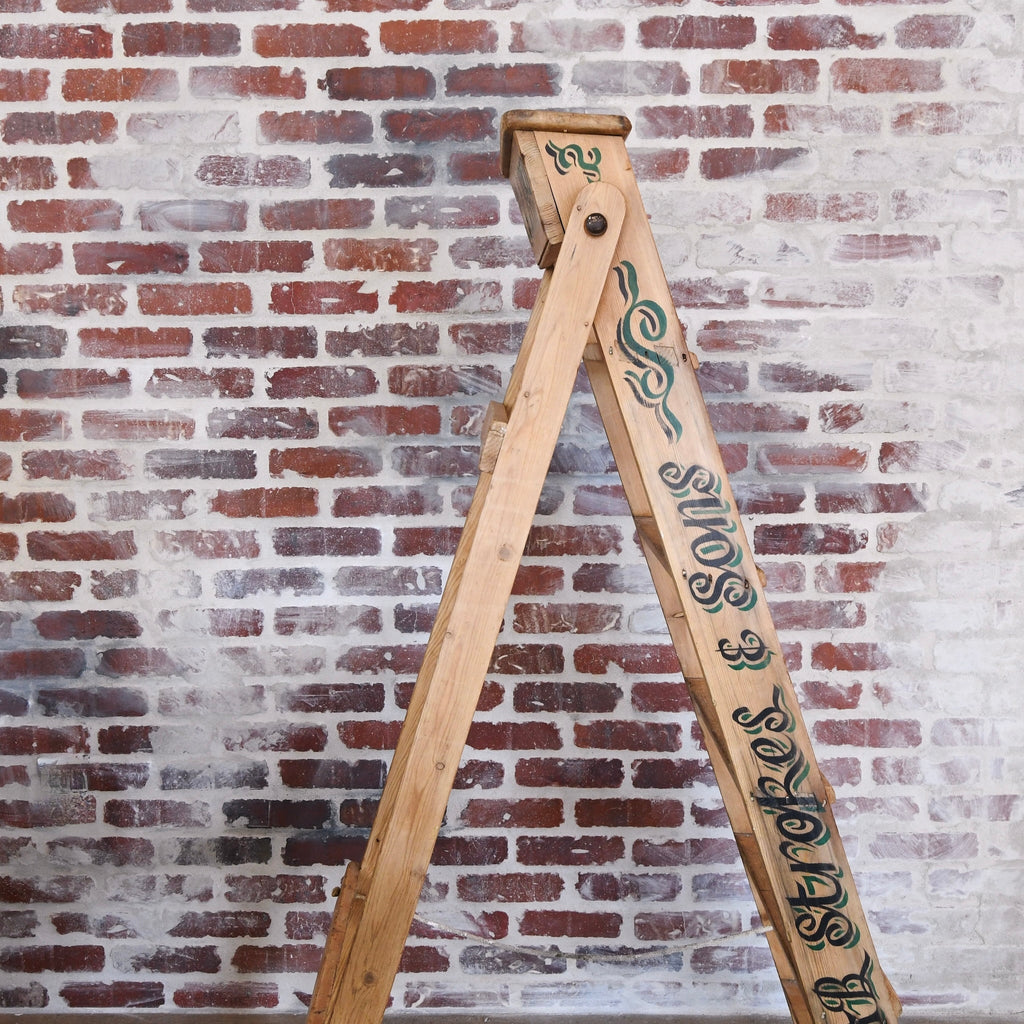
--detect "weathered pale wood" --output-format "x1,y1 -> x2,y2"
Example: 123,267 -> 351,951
316,180 -> 627,1024
499,108 -> 631,177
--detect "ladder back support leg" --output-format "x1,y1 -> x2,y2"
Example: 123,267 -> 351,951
307,110 -> 901,1024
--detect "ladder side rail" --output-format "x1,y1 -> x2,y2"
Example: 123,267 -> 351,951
317,181 -> 627,1024
518,124 -> 901,1024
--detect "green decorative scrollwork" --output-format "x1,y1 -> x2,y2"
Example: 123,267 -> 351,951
614,261 -> 683,444
545,140 -> 602,181
717,629 -> 774,671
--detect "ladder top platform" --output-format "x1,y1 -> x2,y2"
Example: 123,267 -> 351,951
499,109 -> 632,177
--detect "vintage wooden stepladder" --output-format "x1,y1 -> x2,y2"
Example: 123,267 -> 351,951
307,110 -> 902,1024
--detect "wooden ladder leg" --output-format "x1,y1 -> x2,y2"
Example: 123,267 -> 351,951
583,347 -> 816,1024
311,180 -> 626,1024
500,112 -> 900,1023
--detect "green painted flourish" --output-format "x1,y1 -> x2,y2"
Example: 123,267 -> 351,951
613,261 -> 683,443
717,629 -> 774,671
545,140 -> 602,181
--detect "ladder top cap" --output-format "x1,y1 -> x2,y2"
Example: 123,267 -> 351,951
500,109 -> 632,178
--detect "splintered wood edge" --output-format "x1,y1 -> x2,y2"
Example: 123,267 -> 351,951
499,108 -> 632,177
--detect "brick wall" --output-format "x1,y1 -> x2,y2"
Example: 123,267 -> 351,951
0,0 -> 1019,1016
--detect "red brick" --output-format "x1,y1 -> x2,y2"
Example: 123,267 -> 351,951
18,367 -> 129,400
173,982 -> 278,1009
26,529 -> 136,563
146,368 -> 253,399
832,58 -> 943,93
60,982 -> 163,1009
639,15 -> 755,49
196,155 -> 309,189
700,146 -> 809,180
112,945 -> 220,974
63,68 -> 177,102
269,281 -> 377,316
269,447 -> 380,478
701,59 -> 818,94
8,198 -> 121,232
259,111 -> 372,145
122,22 -> 240,56
273,527 -> 379,558
381,18 -> 497,54
515,758 -> 624,789
815,561 -> 886,593
320,67 -> 435,101
33,610 -> 141,640
144,449 -> 256,480
814,719 -> 922,749
765,103 -> 883,136
0,242 -> 61,275
25,450 -> 131,481
520,910 -> 621,939
457,872 -> 563,903
766,191 -> 879,222
768,16 -> 882,50
0,796 -> 96,828
153,530 -> 259,560
0,24 -> 113,58
254,23 -> 368,57
97,647 -> 180,676
0,155 -> 57,190
207,407 -> 316,441
0,492 -> 74,524
516,835 -> 624,867
198,241 -> 312,274
895,15 -> 973,48
0,874 -> 92,902
210,487 -> 317,519
754,523 -> 868,556
446,63 -> 561,97
190,66 -> 305,100
330,405 -> 440,437
0,69 -> 50,103
104,799 -> 210,828
325,238 -> 435,273
756,442 -> 868,473
260,199 -> 373,232
815,482 -> 927,514
0,944 -> 104,973
97,725 -> 154,754
2,111 -> 118,145
383,108 -> 495,145
204,326 -> 315,359
268,366 -> 378,400
812,642 -> 892,672
576,798 -> 684,829
82,411 -> 195,441
0,408 -> 66,444
138,282 -> 251,316
0,571 -> 81,603
574,643 -> 680,676
71,242 -> 186,276
460,798 -> 563,829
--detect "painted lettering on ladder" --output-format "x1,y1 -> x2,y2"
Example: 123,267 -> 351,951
658,461 -> 756,613
732,687 -> 890,1021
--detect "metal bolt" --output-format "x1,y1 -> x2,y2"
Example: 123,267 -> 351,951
585,212 -> 608,236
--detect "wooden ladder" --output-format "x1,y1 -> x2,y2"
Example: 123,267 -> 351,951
306,110 -> 902,1024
